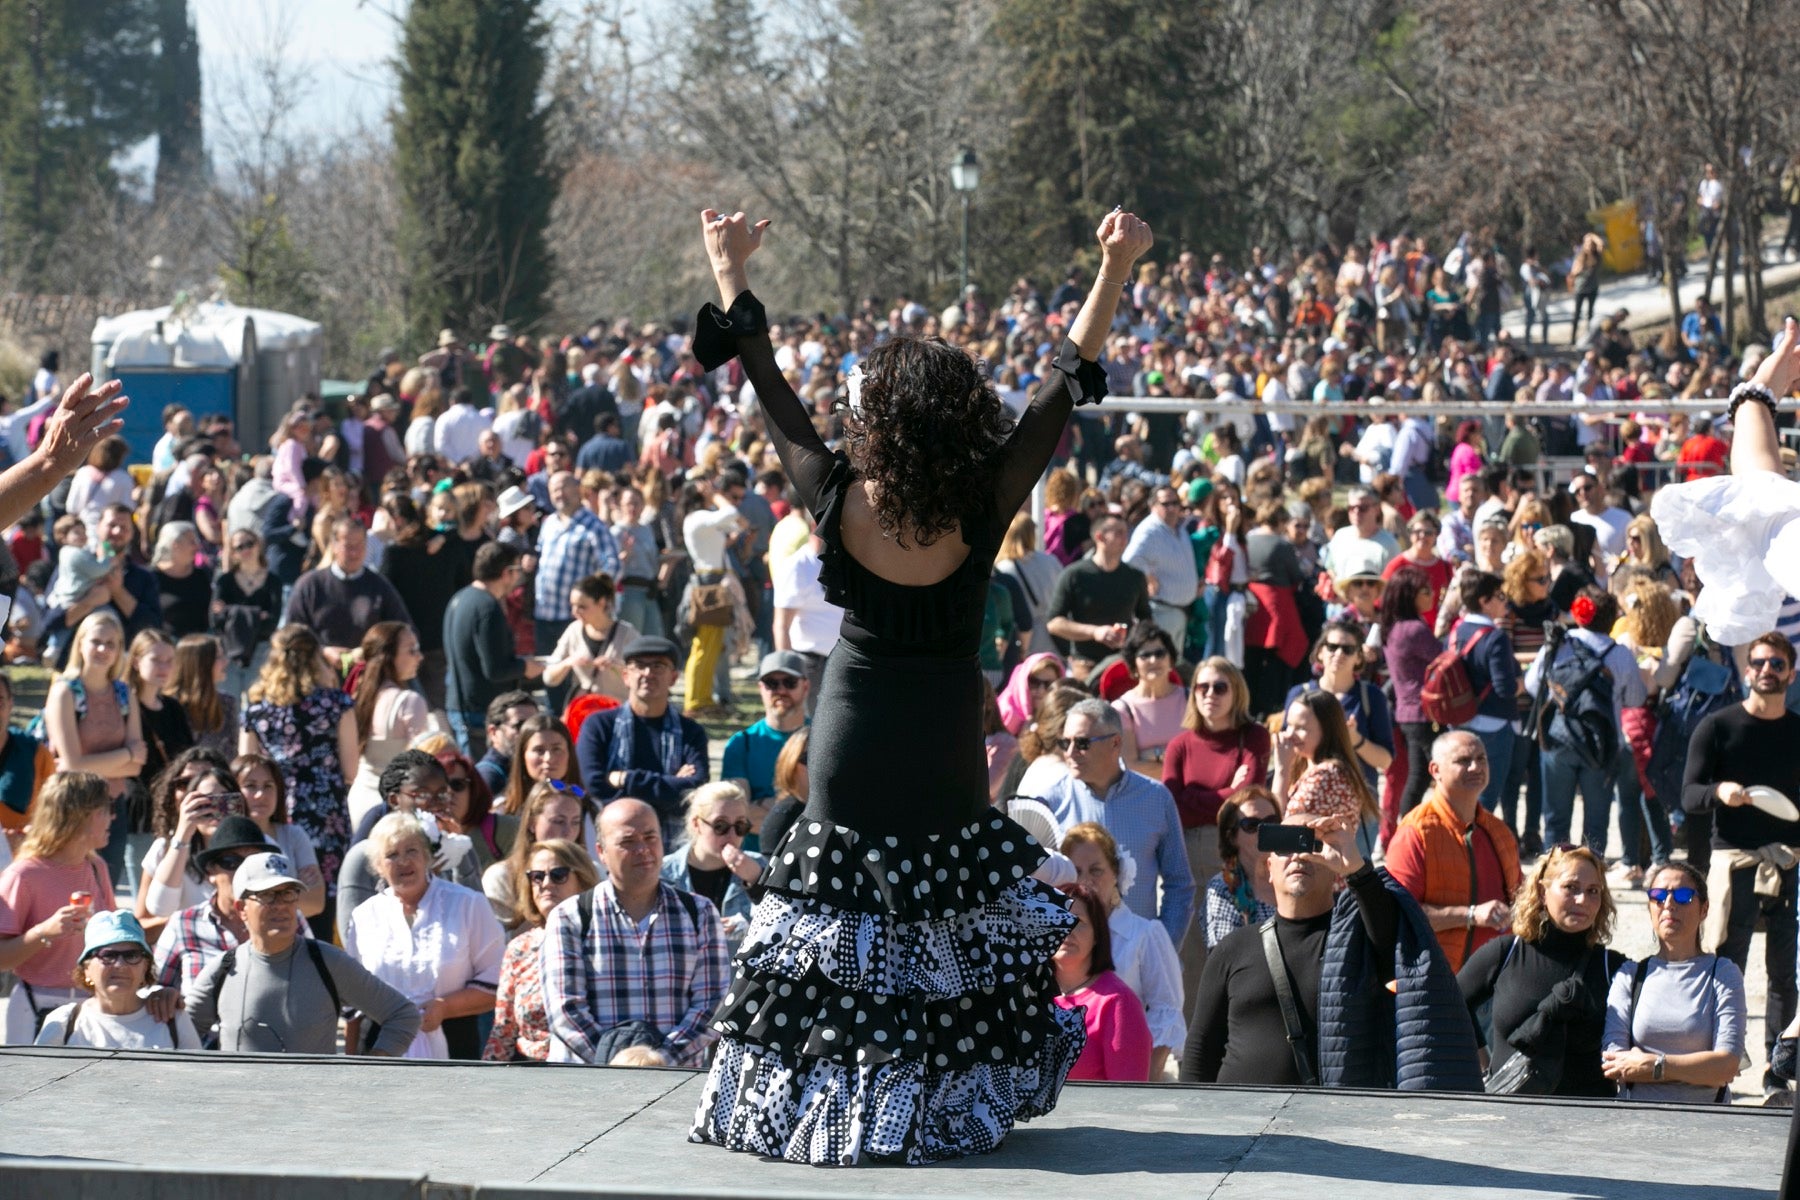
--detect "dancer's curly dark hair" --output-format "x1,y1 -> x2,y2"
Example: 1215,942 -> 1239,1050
842,337 -> 1011,547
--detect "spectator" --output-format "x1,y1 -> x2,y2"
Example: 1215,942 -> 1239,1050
543,571 -> 638,704
171,634 -> 239,758
720,650 -> 809,851
433,385 -> 492,466
345,621 -> 430,828
41,611 -> 141,886
128,629 -> 193,809
660,781 -> 765,947
1380,565 -> 1443,816
483,837 -> 599,1061
0,772 -> 118,1043
483,777 -> 588,929
337,751 -> 484,937
239,624 -> 358,940
1124,485 -> 1201,652
1274,689 -> 1382,864
377,494 -> 464,712
1045,514 -> 1152,666
187,850 -> 420,1055
211,528 -> 281,700
1383,512 -> 1454,630
540,797 -> 730,1065
36,911 -> 197,1050
1602,862 -> 1747,1103
1199,785 -> 1280,949
1052,882 -> 1153,1082
1321,487 -> 1398,583
283,517 -> 413,669
533,470 -> 620,715
344,811 -> 506,1059
610,484 -> 664,639
575,636 -> 709,846
0,671 -> 54,849
997,652 -> 1066,736
578,411 -> 635,474
477,690 -> 540,796
66,436 -> 133,531
1676,415 -> 1728,482
1062,822 -> 1184,1077
499,713 -> 584,819
1568,474 -> 1632,563
1040,698 -> 1194,949
679,473 -> 751,713
1287,620 -> 1394,794
151,816 -> 270,1002
135,762 -> 239,929
997,513 -> 1062,657
1112,623 -> 1187,774
1458,845 -> 1623,1097
152,521 -> 209,638
260,456 -> 328,592
770,532 -> 842,713
444,542 -> 545,758
1447,569 -> 1521,811
1390,410 -> 1439,514
232,752 -> 325,918
1680,628 -> 1800,1100
1387,731 -> 1522,973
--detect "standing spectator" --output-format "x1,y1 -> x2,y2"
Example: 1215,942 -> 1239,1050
1519,248 -> 1552,345
1045,514 -> 1152,667
149,815 -> 267,1001
1382,512 -> 1455,638
171,634 -> 240,758
482,777 -> 586,927
186,851 -> 420,1055
239,624 -> 358,941
283,517 -> 413,669
1436,473 -> 1488,565
433,386 -> 492,466
362,394 -> 407,491
1051,883 -> 1153,1083
680,474 -> 750,713
1568,233 -> 1605,343
1697,164 -> 1726,250
540,798 -> 730,1066
533,470 -> 619,716
1321,488 -> 1399,582
128,630 -> 194,812
1675,415 -> 1728,482
1273,689 -> 1383,864
232,752 -> 325,918
0,672 -> 53,847
1390,410 -> 1439,515
476,691 -> 540,796
151,522 -> 209,638
1387,731 -> 1522,972
345,622 -> 431,829
498,714 -> 583,820
483,838 -> 598,1061
1680,629 -> 1800,1100
66,436 -> 134,530
1125,485 -> 1201,653
212,529 -> 281,701
377,494 -> 464,713
1447,569 -> 1520,812
42,611 -> 142,886
1569,474 -> 1632,564
610,485 -> 664,638
1285,621 -> 1394,795
574,636 -> 709,846
1198,786 -> 1280,950
445,542 -> 544,758
720,650 -> 809,849
1380,565 -> 1445,815
0,772 -> 118,1044
1041,699 -> 1194,950
543,572 -> 638,704
1111,624 -> 1188,775
997,513 -> 1062,657
770,533 -> 841,713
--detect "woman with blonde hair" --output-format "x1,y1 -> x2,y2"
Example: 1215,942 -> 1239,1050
662,781 -> 765,945
1613,514 -> 1679,592
1459,844 -> 1622,1095
170,633 -> 238,757
240,624 -> 358,938
483,837 -> 599,1061
996,512 -> 1061,655
0,772 -> 118,1042
43,610 -> 142,886
1506,498 -> 1552,564
403,372 -> 446,457
1612,577 -> 1681,886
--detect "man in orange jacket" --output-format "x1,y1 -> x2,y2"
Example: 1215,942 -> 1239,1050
1384,729 -> 1522,971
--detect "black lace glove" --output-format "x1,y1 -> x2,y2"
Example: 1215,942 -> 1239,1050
693,290 -> 770,371
1051,339 -> 1109,406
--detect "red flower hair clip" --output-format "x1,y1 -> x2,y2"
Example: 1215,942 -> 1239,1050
1570,595 -> 1597,627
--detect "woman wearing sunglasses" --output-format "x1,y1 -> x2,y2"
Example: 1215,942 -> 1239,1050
1285,620 -> 1393,798
36,911 -> 198,1050
661,781 -> 765,947
483,837 -> 599,1061
1112,624 -> 1187,776
1601,862 -> 1746,1102
1199,786 -> 1279,950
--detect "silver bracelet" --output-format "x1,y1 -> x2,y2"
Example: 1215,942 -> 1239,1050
1098,273 -> 1129,288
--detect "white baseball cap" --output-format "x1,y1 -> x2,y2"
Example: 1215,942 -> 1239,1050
233,851 -> 303,897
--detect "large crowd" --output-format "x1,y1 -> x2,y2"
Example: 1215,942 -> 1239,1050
0,224 -> 1791,1117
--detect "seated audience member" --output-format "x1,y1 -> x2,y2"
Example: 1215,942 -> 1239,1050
1458,844 -> 1624,1097
187,852 -> 420,1055
336,751 -> 483,940
0,672 -> 54,850
1062,821 -> 1184,1077
1201,786 -> 1280,950
484,838 -> 600,1062
36,911 -> 199,1050
1602,862 -> 1746,1103
574,636 -> 709,845
662,782 -> 766,948
542,799 -> 729,1065
344,811 -> 507,1060
1053,882 -> 1154,1083
1386,731 -> 1522,972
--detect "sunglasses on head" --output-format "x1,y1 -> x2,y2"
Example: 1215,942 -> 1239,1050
525,866 -> 573,886
1647,886 -> 1697,906
1055,733 -> 1117,754
705,818 -> 753,837
546,779 -> 586,799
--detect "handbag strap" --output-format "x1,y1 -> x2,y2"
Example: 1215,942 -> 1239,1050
1259,918 -> 1319,1086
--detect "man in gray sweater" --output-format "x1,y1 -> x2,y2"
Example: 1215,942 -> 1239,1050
186,852 -> 418,1055
443,541 -> 543,758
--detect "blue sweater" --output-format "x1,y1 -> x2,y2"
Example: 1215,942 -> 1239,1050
1451,617 -> 1520,724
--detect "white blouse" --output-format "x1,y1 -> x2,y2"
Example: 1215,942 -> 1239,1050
343,877 -> 507,1059
1108,903 -> 1187,1055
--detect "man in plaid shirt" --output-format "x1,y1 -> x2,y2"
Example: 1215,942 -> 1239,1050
540,798 -> 730,1065
534,470 -> 622,712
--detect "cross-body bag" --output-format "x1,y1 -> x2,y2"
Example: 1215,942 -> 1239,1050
1259,917 -> 1320,1086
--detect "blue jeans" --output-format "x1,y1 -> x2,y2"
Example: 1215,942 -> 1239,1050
1503,725 -> 1542,848
1466,724 -> 1514,813
448,710 -> 486,760
1615,743 -> 1672,869
617,585 -> 663,639
1541,744 -> 1614,853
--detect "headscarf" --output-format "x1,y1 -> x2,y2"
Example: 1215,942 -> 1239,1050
997,652 -> 1066,736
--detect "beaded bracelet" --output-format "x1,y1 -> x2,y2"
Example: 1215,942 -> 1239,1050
1728,380 -> 1778,424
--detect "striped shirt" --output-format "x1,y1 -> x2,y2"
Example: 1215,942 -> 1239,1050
539,880 -> 729,1066
534,507 -> 620,621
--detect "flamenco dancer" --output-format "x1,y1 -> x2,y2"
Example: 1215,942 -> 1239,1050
687,205 -> 1154,1164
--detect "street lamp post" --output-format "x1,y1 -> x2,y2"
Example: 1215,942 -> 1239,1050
950,148 -> 980,296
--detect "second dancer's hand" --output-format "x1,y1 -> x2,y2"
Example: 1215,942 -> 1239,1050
701,209 -> 771,307
1753,316 -> 1800,397
1097,210 -> 1154,279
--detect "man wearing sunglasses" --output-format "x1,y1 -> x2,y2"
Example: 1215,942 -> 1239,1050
151,816 -> 272,1010
1321,487 -> 1397,586
1039,699 -> 1193,948
1682,629 -> 1800,1101
721,651 -> 809,852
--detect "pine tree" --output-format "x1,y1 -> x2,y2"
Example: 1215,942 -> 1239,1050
393,0 -> 557,345
153,0 -> 205,204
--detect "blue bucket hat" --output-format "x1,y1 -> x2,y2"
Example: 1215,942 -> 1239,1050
79,910 -> 152,964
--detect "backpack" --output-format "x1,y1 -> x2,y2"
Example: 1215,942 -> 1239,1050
1420,624 -> 1493,728
1646,628 -> 1738,806
1424,436 -> 1451,486
204,937 -> 343,1041
1540,637 -> 1619,770
26,677 -> 131,740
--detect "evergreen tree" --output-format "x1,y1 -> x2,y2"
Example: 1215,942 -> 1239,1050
393,0 -> 557,345
153,0 -> 205,204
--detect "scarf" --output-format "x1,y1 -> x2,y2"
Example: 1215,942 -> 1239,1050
608,702 -> 684,781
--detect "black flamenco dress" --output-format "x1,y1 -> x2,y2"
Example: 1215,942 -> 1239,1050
687,291 -> 1109,1164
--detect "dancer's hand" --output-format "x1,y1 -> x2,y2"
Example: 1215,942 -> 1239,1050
1751,316 -> 1800,397
35,373 -> 127,476
701,209 -> 770,305
1097,210 -> 1154,276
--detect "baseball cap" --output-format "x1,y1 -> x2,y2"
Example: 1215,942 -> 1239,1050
80,911 -> 153,964
497,485 -> 535,521
233,851 -> 303,897
757,650 -> 807,681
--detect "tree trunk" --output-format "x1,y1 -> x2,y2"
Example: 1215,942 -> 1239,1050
1746,193 -> 1769,339
1663,233 -> 1683,332
1724,208 -> 1738,350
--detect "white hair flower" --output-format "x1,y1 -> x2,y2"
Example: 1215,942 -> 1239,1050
1116,846 -> 1138,898
845,365 -> 866,419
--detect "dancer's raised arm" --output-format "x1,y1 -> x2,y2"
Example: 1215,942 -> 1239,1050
1730,315 -> 1800,477
692,209 -> 837,512
993,210 -> 1153,517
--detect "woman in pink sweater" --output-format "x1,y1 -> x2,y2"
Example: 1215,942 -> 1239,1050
1052,883 -> 1153,1082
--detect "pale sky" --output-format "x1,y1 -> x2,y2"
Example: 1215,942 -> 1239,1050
195,0 -> 400,138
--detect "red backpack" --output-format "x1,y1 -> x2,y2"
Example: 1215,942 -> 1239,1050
1419,624 -> 1493,728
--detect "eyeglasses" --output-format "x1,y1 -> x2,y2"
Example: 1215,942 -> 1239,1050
1750,656 -> 1791,673
1237,816 -> 1268,835
1321,642 -> 1359,656
1055,733 -> 1118,754
91,947 -> 148,966
246,887 -> 302,906
401,786 -> 453,808
760,675 -> 801,691
1647,886 -> 1697,906
547,779 -> 586,799
1195,679 -> 1232,696
525,866 -> 574,886
705,818 -> 753,837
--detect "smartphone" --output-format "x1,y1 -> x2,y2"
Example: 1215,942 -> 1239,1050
1257,824 -> 1319,856
211,792 -> 248,820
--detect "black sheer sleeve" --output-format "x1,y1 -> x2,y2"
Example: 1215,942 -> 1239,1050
992,339 -> 1108,520
694,290 -> 839,515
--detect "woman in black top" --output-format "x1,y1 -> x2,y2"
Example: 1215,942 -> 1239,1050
1458,844 -> 1624,1096
211,530 -> 281,700
688,207 -> 1152,1165
152,522 -> 212,639
377,494 -> 463,713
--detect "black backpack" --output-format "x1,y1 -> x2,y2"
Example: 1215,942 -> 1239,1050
1540,637 -> 1619,770
203,937 -> 342,1046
